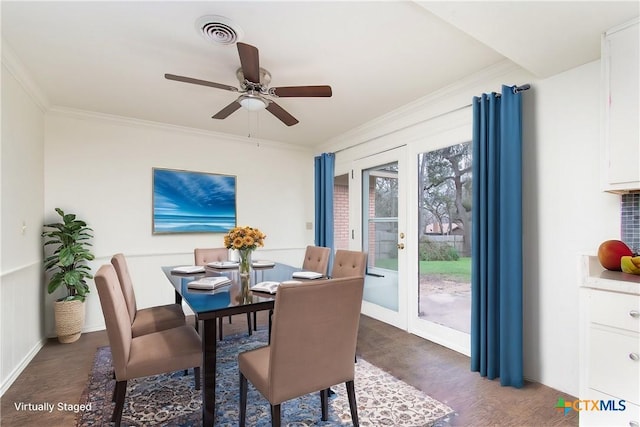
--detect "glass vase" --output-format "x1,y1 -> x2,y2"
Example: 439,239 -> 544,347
239,274 -> 252,304
238,248 -> 253,277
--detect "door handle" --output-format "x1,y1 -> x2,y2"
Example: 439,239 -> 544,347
397,243 -> 405,250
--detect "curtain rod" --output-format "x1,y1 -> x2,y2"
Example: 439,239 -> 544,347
496,83 -> 531,97
332,102 -> 472,154
332,83 -> 531,154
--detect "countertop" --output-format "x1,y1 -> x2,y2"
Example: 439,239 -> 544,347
581,255 -> 640,295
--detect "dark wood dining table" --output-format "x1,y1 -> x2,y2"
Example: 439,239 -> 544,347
161,262 -> 304,426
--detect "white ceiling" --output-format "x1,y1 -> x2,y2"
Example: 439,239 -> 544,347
2,1 -> 638,147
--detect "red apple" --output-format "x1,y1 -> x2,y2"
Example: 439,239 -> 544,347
598,240 -> 633,271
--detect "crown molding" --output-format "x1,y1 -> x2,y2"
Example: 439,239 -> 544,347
1,39 -> 50,112
1,37 -> 308,153
318,59 -> 531,155
46,106 -> 312,153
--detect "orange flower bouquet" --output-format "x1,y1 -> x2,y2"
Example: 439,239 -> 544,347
224,226 -> 266,275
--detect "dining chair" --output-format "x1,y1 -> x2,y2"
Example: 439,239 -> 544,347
95,264 -> 202,427
330,249 -> 368,278
238,276 -> 364,427
111,253 -> 186,337
193,248 -> 253,340
301,245 -> 331,276
194,247 -> 228,265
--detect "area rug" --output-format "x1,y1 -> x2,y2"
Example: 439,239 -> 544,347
76,330 -> 454,426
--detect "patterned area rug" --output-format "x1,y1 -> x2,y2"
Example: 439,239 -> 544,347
76,330 -> 453,426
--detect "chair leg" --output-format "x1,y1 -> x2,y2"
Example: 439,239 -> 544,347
111,371 -> 117,402
346,380 -> 359,427
320,388 -> 329,421
270,404 -> 281,427
246,312 -> 252,336
112,380 -> 127,426
194,366 -> 201,390
239,372 -> 248,427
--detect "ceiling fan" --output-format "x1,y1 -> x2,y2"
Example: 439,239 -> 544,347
165,42 -> 332,126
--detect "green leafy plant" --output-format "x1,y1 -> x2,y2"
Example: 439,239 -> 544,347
419,239 -> 460,261
42,208 -> 95,302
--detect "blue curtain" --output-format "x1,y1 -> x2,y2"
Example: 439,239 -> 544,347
314,153 -> 335,267
471,85 -> 523,388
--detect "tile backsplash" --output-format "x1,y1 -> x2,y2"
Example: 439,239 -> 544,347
621,193 -> 640,253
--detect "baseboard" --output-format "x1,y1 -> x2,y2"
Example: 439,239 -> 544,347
0,338 -> 46,397
82,323 -> 107,334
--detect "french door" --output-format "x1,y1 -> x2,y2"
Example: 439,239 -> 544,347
407,123 -> 472,356
351,147 -> 407,329
336,116 -> 471,356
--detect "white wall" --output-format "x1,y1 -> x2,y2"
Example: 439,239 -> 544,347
1,61 -> 46,394
322,60 -> 620,396
43,111 -> 316,336
523,60 -> 619,394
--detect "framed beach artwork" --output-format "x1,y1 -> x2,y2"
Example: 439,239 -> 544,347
152,168 -> 237,234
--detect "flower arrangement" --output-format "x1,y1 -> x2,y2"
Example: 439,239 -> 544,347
225,226 -> 266,276
224,226 -> 266,251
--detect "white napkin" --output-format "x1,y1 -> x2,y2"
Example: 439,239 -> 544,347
171,265 -> 206,274
187,276 -> 231,290
291,271 -> 323,280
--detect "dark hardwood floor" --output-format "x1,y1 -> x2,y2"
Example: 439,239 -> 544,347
1,313 -> 578,426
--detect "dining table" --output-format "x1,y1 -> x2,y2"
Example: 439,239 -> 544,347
161,261 -> 308,426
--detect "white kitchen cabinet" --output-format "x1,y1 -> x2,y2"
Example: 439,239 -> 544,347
601,18 -> 640,193
580,256 -> 640,427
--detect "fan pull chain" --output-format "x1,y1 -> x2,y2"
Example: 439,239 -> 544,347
247,110 -> 261,146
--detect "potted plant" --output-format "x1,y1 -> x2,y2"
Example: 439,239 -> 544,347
42,208 -> 95,343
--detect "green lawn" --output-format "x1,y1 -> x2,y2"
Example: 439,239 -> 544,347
420,257 -> 471,282
373,257 -> 472,282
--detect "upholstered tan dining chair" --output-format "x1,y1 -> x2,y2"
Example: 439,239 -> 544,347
95,264 -> 202,427
111,253 -> 185,337
194,247 -> 228,265
330,249 -> 367,278
238,276 -> 364,427
193,247 -> 252,339
301,245 -> 331,276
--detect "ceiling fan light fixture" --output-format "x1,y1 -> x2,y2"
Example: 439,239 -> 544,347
238,94 -> 268,111
166,41 -> 329,126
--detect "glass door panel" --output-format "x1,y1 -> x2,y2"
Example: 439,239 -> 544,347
411,140 -> 472,355
354,147 -> 407,329
363,164 -> 399,311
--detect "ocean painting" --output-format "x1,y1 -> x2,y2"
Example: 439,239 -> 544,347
153,168 -> 237,234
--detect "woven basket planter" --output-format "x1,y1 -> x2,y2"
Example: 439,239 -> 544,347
54,299 -> 86,343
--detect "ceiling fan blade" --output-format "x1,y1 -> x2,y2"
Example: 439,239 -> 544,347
165,73 -> 238,92
265,101 -> 299,126
270,85 -> 332,98
212,101 -> 242,120
237,43 -> 260,83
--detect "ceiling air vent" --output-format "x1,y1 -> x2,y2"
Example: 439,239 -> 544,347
196,15 -> 244,45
